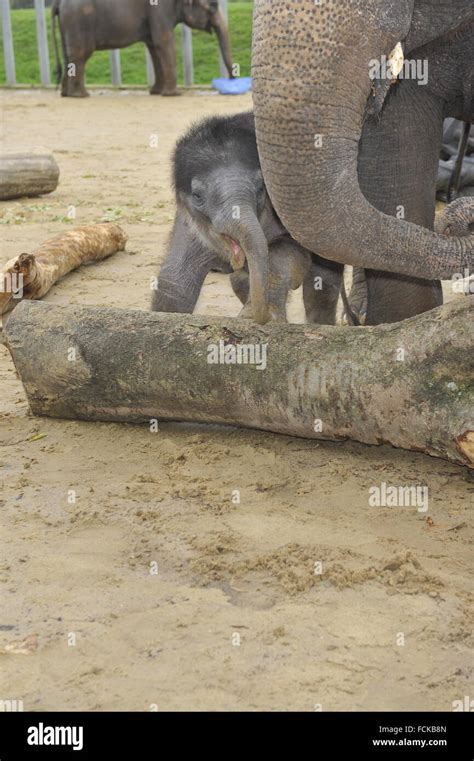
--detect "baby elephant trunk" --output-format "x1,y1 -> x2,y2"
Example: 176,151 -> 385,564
215,204 -> 270,325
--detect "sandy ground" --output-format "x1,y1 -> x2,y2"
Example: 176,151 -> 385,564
0,90 -> 472,712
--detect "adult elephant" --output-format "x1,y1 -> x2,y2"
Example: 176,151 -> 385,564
52,0 -> 234,98
252,0 -> 474,324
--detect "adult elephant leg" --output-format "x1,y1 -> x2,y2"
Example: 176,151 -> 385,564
60,21 -> 92,97
146,44 -> 164,95
303,255 -> 343,325
71,58 -> 90,97
149,23 -> 179,96
151,213 -> 223,314
358,80 -> 444,324
61,69 -> 68,97
59,34 -> 69,96
62,49 -> 91,97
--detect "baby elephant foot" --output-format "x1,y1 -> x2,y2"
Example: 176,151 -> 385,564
342,307 -> 367,326
238,302 -> 256,321
435,197 -> 474,237
268,304 -> 288,323
239,302 -> 286,323
161,88 -> 182,97
342,295 -> 367,326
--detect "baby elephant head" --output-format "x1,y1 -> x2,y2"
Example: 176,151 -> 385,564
174,114 -> 277,324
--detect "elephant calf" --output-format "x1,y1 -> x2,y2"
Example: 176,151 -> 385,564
151,112 -> 343,324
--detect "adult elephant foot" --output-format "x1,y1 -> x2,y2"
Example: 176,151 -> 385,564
161,88 -> 182,97
435,198 -> 474,239
62,87 -> 90,98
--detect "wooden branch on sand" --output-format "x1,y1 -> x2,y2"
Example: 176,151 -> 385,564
0,154 -> 60,200
3,298 -> 473,467
0,224 -> 128,315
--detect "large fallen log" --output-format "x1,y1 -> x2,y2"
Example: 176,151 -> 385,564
0,224 -> 127,315
3,298 -> 473,467
0,154 -> 60,200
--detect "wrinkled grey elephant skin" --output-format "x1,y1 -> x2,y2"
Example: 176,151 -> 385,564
252,0 -> 474,324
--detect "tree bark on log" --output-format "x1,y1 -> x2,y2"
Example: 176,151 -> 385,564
0,154 -> 60,200
0,224 -> 128,314
4,298 -> 473,467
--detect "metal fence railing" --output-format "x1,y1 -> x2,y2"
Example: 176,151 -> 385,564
0,0 -> 229,87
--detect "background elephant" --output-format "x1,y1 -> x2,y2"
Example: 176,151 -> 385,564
252,0 -> 474,324
151,112 -> 343,325
437,119 -> 474,202
52,0 -> 234,97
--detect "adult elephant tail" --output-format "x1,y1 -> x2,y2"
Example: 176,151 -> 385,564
252,0 -> 474,281
51,0 -> 62,87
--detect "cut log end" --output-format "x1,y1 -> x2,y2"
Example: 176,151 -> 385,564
0,154 -> 60,201
456,431 -> 474,466
12,253 -> 38,285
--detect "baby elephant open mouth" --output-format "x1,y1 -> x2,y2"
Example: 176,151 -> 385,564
221,235 -> 247,270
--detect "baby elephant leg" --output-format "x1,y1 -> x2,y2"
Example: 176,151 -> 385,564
231,237 -> 311,322
303,254 -> 344,325
229,269 -> 250,306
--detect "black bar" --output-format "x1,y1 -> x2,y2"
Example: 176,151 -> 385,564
0,711 -> 472,758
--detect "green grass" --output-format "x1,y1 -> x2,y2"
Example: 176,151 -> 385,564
0,3 -> 253,87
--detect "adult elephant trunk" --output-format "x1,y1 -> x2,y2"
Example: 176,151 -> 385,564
252,0 -> 473,280
213,203 -> 269,324
211,9 -> 234,78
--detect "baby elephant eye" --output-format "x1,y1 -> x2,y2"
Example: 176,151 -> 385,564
192,191 -> 204,204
